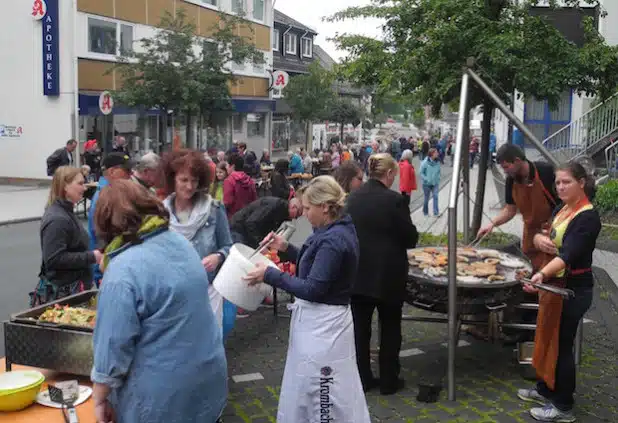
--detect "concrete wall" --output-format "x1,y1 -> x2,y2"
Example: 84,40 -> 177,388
0,1 -> 76,180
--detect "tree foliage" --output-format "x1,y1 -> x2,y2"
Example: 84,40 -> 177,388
113,9 -> 264,146
283,62 -> 336,123
329,98 -> 364,141
329,0 -> 618,114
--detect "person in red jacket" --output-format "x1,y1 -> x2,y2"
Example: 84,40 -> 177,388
399,149 -> 417,204
224,153 -> 258,219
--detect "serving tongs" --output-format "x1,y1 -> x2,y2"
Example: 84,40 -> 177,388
467,231 -> 491,248
48,385 -> 79,423
520,278 -> 575,299
248,226 -> 287,260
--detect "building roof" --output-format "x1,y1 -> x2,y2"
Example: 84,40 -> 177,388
313,45 -> 337,71
312,45 -> 368,97
274,9 -> 318,35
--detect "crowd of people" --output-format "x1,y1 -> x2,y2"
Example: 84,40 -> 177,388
35,135 -> 601,423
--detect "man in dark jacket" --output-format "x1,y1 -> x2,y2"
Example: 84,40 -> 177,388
224,153 -> 258,219
346,172 -> 419,395
111,135 -> 131,156
46,139 -> 77,176
229,197 -> 301,248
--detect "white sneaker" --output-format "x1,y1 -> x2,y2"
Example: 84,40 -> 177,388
529,403 -> 575,422
517,388 -> 549,406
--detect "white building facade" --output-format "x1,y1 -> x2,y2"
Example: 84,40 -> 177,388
0,0 -> 274,180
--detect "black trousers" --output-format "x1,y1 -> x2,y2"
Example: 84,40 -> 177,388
401,192 -> 410,204
537,286 -> 593,411
351,295 -> 403,390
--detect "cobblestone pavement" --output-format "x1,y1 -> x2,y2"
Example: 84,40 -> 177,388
222,268 -> 618,423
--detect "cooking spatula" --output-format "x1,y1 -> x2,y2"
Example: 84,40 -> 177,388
48,385 -> 79,423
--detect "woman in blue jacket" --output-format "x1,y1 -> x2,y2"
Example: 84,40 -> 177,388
91,180 -> 227,423
420,148 -> 442,216
245,176 -> 371,423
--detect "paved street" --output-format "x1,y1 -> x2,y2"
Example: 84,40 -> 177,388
1,160 -> 617,422
222,273 -> 618,422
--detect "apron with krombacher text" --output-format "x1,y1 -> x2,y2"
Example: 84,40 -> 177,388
276,299 -> 371,423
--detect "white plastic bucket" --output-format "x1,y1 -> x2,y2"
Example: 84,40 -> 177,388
213,243 -> 276,311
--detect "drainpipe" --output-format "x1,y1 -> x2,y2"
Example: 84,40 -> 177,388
73,0 -> 81,167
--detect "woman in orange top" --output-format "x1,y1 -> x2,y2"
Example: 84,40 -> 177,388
398,149 -> 417,204
342,146 -> 352,162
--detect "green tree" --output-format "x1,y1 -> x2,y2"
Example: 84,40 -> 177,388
329,0 -> 618,238
283,62 -> 337,146
114,9 -> 263,150
329,98 -> 364,142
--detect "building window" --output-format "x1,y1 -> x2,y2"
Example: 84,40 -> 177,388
273,29 -> 279,51
232,114 -> 243,133
202,0 -> 216,5
247,113 -> 266,137
253,0 -> 265,21
301,37 -> 312,58
203,40 -> 218,56
232,59 -> 245,71
232,0 -> 246,14
284,33 -> 297,55
88,18 -> 117,55
120,24 -> 133,55
88,17 -> 134,56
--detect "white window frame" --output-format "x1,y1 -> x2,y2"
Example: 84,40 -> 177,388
87,16 -> 134,57
232,0 -> 246,15
182,0 -> 218,11
284,33 -> 297,55
301,37 -> 312,58
252,0 -> 265,21
273,29 -> 280,51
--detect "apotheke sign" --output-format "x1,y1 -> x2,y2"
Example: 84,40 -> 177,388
32,0 -> 60,96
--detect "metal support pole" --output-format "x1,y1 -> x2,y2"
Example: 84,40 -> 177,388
462,105 -> 471,242
447,71 -> 471,401
465,68 -> 559,167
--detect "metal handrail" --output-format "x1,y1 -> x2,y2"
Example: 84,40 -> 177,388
542,92 -> 618,144
542,92 -> 618,162
605,138 -> 618,177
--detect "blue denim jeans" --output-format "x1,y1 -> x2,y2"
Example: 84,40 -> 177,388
422,185 -> 439,216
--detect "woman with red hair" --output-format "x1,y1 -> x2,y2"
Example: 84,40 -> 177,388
161,150 -> 235,335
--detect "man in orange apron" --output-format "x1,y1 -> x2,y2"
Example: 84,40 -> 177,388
477,144 -> 561,384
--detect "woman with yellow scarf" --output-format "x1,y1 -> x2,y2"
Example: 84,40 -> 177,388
518,162 -> 601,423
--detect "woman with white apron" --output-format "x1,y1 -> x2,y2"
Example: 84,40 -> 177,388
245,175 -> 371,423
161,150 -> 236,337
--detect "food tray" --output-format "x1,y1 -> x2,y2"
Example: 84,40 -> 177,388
10,290 -> 98,333
407,247 -> 533,289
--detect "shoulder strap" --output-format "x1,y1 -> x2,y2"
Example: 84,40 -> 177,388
533,166 -> 557,207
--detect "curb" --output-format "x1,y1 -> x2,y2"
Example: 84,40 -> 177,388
0,216 -> 42,227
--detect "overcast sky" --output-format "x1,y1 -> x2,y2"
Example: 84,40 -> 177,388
274,0 -> 384,61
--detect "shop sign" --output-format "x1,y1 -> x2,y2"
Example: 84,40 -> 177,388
270,70 -> 289,99
31,0 -> 47,20
246,113 -> 261,122
99,91 -> 114,115
32,0 -> 60,96
0,125 -> 24,139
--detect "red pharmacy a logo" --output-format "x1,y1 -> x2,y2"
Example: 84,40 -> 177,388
32,0 -> 47,20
